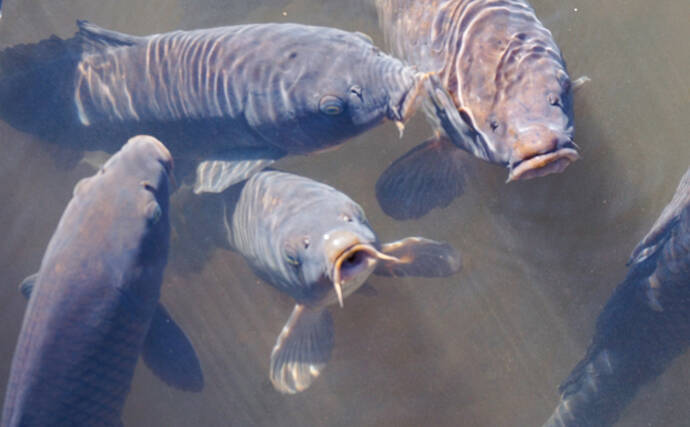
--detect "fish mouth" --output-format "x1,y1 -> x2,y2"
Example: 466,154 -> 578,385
507,145 -> 580,182
329,243 -> 398,308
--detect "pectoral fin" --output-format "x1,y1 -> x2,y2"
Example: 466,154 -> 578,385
572,75 -> 591,92
18,272 -> 39,298
194,148 -> 285,194
270,305 -> 334,394
376,136 -> 466,220
374,237 -> 462,277
141,304 -> 204,392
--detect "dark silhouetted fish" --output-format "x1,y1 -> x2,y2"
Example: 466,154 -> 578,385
180,170 -> 462,393
1,136 -> 203,427
544,167 -> 690,427
0,20 -> 435,194
375,0 -> 581,219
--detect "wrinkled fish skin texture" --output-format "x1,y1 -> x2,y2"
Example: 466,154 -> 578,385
377,0 -> 577,174
226,171 -> 376,305
545,168 -> 690,427
0,21 -> 420,157
1,136 -> 173,427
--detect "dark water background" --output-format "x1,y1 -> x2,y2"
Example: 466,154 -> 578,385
0,0 -> 688,425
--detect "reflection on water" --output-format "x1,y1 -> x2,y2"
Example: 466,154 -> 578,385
0,0 -> 688,426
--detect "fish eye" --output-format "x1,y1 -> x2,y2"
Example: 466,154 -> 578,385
285,251 -> 301,268
319,95 -> 345,115
489,119 -> 500,132
303,238 -> 310,249
548,94 -> 561,106
342,214 -> 353,223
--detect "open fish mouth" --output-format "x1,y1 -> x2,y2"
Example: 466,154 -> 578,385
330,244 -> 398,308
507,146 -> 580,182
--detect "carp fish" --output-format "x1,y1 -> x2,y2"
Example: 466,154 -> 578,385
1,136 -> 203,426
180,170 -> 462,393
545,167 -> 690,427
375,0 -> 582,219
0,20 -> 434,194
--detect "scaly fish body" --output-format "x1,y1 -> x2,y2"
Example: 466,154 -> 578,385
0,21 -> 429,193
375,0 -> 580,218
545,168 -> 690,427
1,136 -> 201,426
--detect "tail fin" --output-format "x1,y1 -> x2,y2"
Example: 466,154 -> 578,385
0,32 -> 83,139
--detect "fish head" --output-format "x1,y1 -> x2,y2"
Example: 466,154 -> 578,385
72,135 -> 174,298
276,27 -> 427,151
277,195 -> 388,309
484,62 -> 579,181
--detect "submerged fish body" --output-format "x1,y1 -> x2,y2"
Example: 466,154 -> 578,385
192,170 -> 461,393
1,136 -> 202,426
545,168 -> 690,427
0,21 -> 428,193
375,0 -> 579,219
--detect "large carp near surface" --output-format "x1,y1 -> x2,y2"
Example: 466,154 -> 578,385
175,170 -> 462,393
375,0 -> 580,219
1,136 -> 202,426
0,20 -> 432,194
544,167 -> 690,427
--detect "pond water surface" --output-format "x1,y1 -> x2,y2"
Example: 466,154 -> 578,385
0,0 -> 688,426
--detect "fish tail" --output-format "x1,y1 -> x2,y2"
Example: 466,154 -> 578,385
0,32 -> 83,138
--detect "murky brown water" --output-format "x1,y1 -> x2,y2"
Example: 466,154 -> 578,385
0,0 -> 688,425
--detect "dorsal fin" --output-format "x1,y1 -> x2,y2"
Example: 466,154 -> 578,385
76,20 -> 147,49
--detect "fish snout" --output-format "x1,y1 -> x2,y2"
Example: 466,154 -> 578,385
507,127 -> 579,182
324,230 -> 390,308
125,135 -> 175,189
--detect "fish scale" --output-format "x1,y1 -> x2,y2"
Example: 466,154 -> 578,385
1,136 -> 204,426
374,0 -> 579,219
545,168 -> 690,426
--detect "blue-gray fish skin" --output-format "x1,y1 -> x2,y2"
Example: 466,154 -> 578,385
375,0 -> 579,218
0,21 -> 428,192
198,170 -> 461,393
1,136 -> 174,426
544,168 -> 690,427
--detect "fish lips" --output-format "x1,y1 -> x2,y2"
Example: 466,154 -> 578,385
507,142 -> 580,182
327,243 -> 398,308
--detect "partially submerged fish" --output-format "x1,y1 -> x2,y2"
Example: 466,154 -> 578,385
375,0 -> 581,219
183,170 -> 462,393
544,167 -> 690,427
1,136 -> 203,426
0,20 -> 432,194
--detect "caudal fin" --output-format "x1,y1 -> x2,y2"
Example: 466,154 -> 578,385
0,32 -> 83,139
